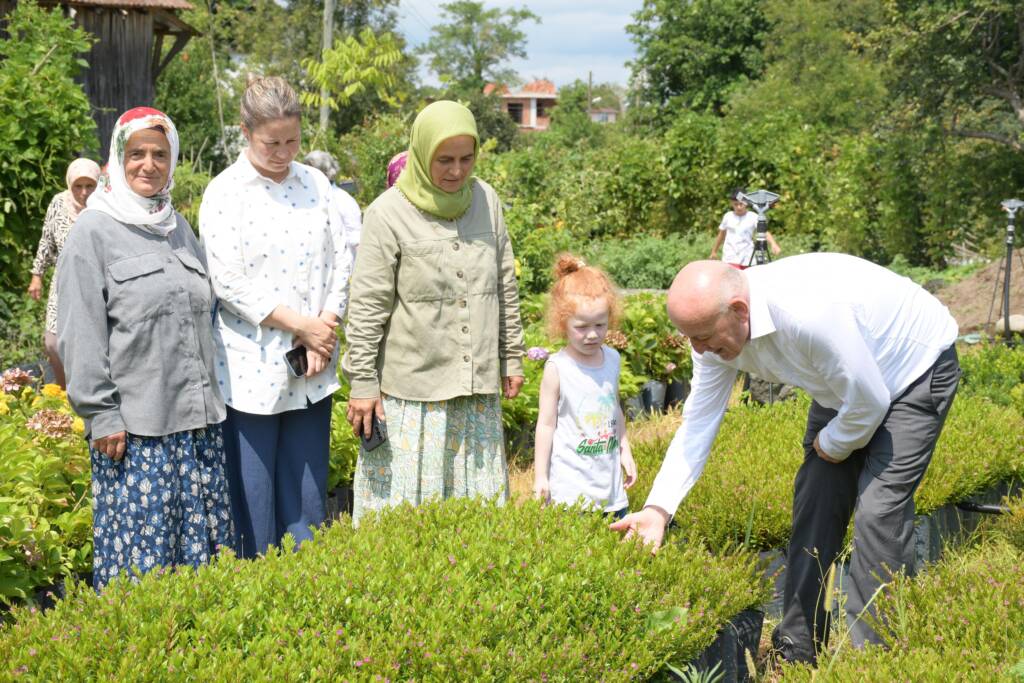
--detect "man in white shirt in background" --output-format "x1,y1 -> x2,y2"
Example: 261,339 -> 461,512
611,253 -> 961,664
710,187 -> 781,268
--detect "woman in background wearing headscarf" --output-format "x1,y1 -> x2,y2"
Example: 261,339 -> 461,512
343,100 -> 526,524
57,107 -> 231,589
27,158 -> 101,388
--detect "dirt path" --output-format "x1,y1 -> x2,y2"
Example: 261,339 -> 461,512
934,258 -> 1024,333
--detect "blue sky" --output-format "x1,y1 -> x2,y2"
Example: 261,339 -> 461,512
396,0 -> 644,88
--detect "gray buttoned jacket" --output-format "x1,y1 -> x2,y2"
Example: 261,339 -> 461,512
56,210 -> 226,440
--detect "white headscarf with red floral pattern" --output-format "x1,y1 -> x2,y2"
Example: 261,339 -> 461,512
86,107 -> 179,236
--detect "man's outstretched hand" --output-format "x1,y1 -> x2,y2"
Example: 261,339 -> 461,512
609,506 -> 671,553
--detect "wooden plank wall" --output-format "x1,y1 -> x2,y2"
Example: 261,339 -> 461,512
76,7 -> 155,153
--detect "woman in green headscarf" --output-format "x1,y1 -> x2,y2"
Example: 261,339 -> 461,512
343,100 -> 526,524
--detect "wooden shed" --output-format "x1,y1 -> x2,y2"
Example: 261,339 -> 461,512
0,0 -> 196,150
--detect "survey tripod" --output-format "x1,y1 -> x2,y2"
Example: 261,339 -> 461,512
739,189 -> 780,267
987,198 -> 1024,346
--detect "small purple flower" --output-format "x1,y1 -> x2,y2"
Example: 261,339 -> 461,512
527,346 -> 550,361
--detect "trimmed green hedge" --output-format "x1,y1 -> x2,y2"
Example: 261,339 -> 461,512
628,392 -> 1024,550
0,499 -> 768,680
781,497 -> 1024,681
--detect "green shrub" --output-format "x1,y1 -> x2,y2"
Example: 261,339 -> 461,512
617,293 -> 693,384
170,159 -> 213,230
0,499 -> 768,680
628,393 -> 1024,550
0,292 -> 47,369
335,112 -> 409,207
0,0 -> 97,290
587,234 -> 707,291
0,382 -> 91,605
958,342 -> 1024,412
328,398 -> 359,490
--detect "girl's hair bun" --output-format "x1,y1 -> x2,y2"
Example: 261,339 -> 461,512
554,253 -> 587,280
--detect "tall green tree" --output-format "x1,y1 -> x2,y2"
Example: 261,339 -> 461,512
877,0 -> 1024,152
0,0 -> 96,290
420,1 -> 539,94
627,0 -> 767,118
726,0 -> 887,132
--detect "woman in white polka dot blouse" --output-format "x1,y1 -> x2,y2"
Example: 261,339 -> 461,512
198,76 -> 352,558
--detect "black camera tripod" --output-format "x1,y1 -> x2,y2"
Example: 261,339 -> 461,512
987,199 -> 1024,345
738,189 -> 780,267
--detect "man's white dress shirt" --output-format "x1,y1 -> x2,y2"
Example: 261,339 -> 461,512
646,253 -> 958,516
199,152 -> 352,415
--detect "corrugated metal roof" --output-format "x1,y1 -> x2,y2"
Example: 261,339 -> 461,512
67,0 -> 193,10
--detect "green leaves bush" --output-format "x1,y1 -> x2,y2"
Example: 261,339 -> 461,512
958,342 -> 1024,414
0,383 -> 91,605
0,499 -> 768,681
0,0 -> 97,290
629,392 -> 1024,550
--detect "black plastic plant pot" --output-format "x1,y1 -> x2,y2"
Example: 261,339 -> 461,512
326,485 -> 354,521
666,379 -> 690,409
669,608 -> 765,683
641,380 -> 668,414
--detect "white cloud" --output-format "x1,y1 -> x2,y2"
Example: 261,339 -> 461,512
398,0 -> 642,87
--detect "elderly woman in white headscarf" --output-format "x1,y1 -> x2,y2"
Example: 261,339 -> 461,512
56,106 -> 232,590
27,157 -> 101,388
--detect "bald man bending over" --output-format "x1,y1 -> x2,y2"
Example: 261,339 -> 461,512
611,253 -> 960,664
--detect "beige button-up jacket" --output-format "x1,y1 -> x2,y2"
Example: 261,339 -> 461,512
343,179 -> 525,401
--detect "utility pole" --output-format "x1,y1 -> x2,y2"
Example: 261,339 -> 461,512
587,70 -> 592,116
319,0 -> 336,133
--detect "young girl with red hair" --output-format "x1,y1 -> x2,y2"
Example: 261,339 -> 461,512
533,254 -> 637,517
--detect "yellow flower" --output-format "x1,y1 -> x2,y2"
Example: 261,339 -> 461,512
41,384 -> 66,399
72,417 -> 85,435
31,396 -> 43,408
0,402 -> 9,416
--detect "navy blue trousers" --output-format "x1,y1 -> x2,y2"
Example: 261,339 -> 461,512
222,396 -> 332,558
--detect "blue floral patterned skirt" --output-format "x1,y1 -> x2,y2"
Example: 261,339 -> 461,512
90,424 -> 234,589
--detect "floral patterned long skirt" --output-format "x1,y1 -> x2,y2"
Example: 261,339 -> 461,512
90,424 -> 234,589
352,394 -> 509,525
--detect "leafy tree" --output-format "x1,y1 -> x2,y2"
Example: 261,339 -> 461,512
302,28 -> 407,112
548,80 -> 622,144
877,0 -> 1024,152
155,2 -> 241,172
0,0 -> 96,291
627,0 -> 767,118
726,0 -> 887,132
420,1 -> 539,94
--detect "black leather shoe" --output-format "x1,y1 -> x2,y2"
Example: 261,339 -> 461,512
770,631 -> 817,666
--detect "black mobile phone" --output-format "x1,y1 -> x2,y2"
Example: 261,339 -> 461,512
361,412 -> 388,451
284,345 -> 308,377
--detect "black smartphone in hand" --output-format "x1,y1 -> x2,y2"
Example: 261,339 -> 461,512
361,412 -> 388,451
285,345 -> 308,378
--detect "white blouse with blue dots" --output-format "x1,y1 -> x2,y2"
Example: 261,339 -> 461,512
198,152 -> 352,415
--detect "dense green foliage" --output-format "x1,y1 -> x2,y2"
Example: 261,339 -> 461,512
419,1 -> 539,93
958,342 -> 1024,414
628,392 -> 1024,550
781,496 -> 1024,681
628,0 -> 767,116
0,382 -> 90,605
0,500 -> 767,680
0,1 -> 96,290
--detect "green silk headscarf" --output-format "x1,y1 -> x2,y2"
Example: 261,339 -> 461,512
396,100 -> 480,220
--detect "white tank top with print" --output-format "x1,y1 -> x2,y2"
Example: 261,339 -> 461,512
547,346 -> 628,512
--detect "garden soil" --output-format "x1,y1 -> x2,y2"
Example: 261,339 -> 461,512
934,258 -> 1024,333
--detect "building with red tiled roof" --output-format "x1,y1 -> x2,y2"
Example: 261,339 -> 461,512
485,79 -> 558,131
